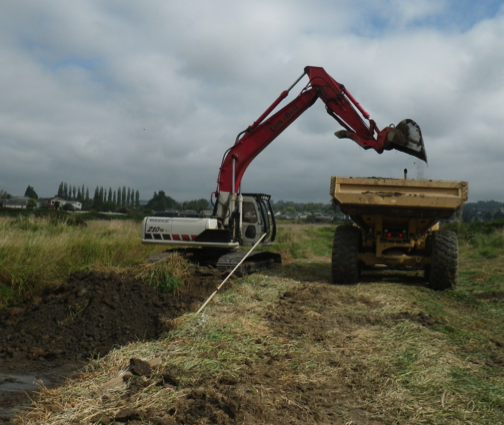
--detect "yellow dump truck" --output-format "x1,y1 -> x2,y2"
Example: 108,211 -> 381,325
330,174 -> 468,290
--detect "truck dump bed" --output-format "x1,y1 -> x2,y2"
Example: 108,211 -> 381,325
331,176 -> 468,220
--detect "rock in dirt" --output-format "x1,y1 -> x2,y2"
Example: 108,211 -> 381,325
130,358 -> 151,376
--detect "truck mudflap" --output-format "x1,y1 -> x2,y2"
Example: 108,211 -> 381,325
216,251 -> 282,275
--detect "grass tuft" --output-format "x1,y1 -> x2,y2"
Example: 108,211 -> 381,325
136,254 -> 188,294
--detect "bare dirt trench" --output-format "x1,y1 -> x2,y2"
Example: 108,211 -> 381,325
0,268 -> 230,422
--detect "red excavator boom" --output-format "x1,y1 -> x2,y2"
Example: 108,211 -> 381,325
217,66 -> 427,194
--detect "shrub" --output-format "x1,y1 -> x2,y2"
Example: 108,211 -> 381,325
63,203 -> 74,211
67,215 -> 87,227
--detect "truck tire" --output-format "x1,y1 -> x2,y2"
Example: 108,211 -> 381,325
332,226 -> 361,285
428,230 -> 458,290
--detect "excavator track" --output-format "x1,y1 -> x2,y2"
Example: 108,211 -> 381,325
147,249 -> 281,276
216,251 -> 282,276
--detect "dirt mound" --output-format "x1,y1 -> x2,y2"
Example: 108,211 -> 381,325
0,268 -> 229,421
0,269 -> 226,370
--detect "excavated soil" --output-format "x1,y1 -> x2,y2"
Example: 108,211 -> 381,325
0,268 -> 230,422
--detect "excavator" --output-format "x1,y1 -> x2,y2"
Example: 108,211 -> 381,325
142,66 -> 428,273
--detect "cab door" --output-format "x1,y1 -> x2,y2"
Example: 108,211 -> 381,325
241,199 -> 262,245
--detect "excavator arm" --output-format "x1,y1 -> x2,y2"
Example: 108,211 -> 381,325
216,66 -> 427,198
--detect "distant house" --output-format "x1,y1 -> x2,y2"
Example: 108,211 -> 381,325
3,196 -> 31,209
37,197 -> 82,211
37,198 -> 53,209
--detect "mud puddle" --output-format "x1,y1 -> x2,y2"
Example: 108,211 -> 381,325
0,373 -> 43,420
0,362 -> 82,421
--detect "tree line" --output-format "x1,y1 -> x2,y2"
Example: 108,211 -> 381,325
11,184 -> 504,221
57,182 -> 140,211
56,184 -> 210,213
460,200 -> 504,222
1,184 -> 210,213
272,200 -> 336,215
145,190 -> 209,213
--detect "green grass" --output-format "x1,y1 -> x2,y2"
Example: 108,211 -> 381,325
268,224 -> 504,422
379,231 -> 504,422
268,223 -> 335,260
143,260 -> 186,294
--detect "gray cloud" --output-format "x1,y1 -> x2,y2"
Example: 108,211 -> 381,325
1,0 -> 503,204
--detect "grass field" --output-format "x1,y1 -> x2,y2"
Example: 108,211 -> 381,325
0,215 -> 164,307
3,217 -> 504,424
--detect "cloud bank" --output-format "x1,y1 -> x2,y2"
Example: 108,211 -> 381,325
1,0 -> 503,203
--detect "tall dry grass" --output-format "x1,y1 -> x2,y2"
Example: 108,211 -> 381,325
0,215 -> 162,306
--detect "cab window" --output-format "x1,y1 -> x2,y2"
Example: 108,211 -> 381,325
242,202 -> 258,223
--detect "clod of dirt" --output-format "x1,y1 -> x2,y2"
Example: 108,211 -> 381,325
160,372 -> 179,387
130,358 -> 151,376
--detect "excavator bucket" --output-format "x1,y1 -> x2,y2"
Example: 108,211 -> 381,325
386,119 -> 427,163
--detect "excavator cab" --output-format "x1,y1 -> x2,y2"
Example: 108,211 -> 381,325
240,193 -> 276,246
212,193 -> 280,274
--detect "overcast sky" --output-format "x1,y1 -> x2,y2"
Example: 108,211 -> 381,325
1,0 -> 503,204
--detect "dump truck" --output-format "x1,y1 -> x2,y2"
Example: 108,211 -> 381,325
330,172 -> 468,290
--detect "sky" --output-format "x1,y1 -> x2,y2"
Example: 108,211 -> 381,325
1,0 -> 504,204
